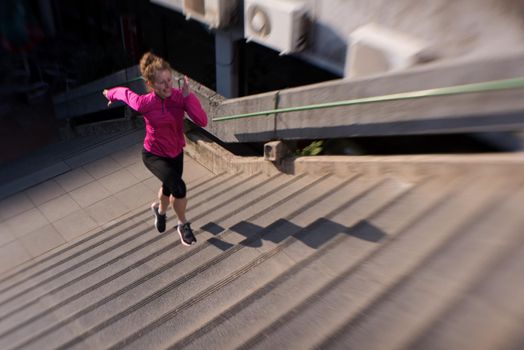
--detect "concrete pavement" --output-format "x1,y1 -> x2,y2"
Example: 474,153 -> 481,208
0,132 -> 213,275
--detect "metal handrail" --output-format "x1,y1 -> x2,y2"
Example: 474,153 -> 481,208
63,76 -> 145,101
212,77 -> 524,122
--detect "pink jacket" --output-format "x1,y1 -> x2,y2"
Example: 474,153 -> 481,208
106,87 -> 208,158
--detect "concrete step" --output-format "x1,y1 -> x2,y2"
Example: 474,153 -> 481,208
0,169 -> 220,293
408,218 -> 524,350
0,171 -> 230,308
169,177 -> 452,350
318,181 -> 524,350
2,174 -> 409,350
132,177 -> 428,350
1,171 -> 283,348
0,173 -> 228,336
237,176 -> 510,349
1,131 -> 523,350
0,171 -> 327,348
62,177 -> 409,350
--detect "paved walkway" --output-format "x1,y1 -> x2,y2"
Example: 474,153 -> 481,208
0,133 -> 214,275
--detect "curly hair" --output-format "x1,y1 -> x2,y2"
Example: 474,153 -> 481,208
139,52 -> 172,83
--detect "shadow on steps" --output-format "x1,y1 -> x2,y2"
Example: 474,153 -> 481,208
202,218 -> 386,250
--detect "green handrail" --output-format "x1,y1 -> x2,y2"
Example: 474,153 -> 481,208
59,76 -> 145,102
102,76 -> 144,92
212,77 -> 524,122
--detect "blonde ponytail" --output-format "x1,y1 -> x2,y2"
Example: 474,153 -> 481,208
139,52 -> 172,84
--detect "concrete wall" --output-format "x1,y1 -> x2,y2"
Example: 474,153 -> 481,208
207,52 -> 524,143
150,0 -> 524,76
54,52 -> 524,143
299,0 -> 524,74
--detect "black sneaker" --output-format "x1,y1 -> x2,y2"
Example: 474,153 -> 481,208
177,222 -> 196,246
150,203 -> 166,233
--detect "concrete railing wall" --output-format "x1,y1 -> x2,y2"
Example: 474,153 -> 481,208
205,52 -> 524,142
53,66 -> 146,120
54,51 -> 524,143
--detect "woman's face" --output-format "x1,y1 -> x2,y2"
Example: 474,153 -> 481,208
151,69 -> 173,99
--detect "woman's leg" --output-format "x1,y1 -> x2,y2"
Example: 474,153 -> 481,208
168,153 -> 196,245
170,195 -> 187,223
168,152 -> 188,224
158,187 -> 170,214
142,149 -> 174,232
172,194 -> 195,246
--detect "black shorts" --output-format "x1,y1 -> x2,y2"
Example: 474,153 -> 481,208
142,149 -> 187,198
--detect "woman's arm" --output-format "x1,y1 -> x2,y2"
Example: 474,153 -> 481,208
103,87 -> 144,113
181,76 -> 208,127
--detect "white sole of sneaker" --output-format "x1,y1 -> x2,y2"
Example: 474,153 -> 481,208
177,227 -> 193,246
150,203 -> 166,233
150,203 -> 157,226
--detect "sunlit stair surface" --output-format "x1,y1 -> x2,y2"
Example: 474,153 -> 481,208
0,163 -> 523,350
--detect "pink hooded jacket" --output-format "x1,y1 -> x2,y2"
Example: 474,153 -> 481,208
106,87 -> 208,158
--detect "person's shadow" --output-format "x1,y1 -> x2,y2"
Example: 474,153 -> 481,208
200,218 -> 386,251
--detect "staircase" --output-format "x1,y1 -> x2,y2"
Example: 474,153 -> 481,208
1,143 -> 523,349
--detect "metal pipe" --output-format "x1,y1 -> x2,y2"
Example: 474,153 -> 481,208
212,77 -> 524,122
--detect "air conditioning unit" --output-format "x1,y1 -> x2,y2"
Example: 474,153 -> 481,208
244,0 -> 309,55
183,0 -> 239,29
345,23 -> 435,78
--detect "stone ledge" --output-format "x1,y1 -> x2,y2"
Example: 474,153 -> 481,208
184,131 -> 282,176
185,129 -> 524,182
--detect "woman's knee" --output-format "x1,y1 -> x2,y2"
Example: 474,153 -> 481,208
166,178 -> 186,199
161,185 -> 171,197
173,182 -> 186,198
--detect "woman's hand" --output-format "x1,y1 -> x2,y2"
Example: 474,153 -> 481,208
181,76 -> 190,97
103,89 -> 112,107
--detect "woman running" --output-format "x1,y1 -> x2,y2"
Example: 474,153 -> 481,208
103,52 -> 207,246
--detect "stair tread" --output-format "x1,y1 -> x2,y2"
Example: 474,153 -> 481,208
65,176 -> 409,350
0,173 -> 333,349
0,171 -> 241,296
128,178 -> 425,350
166,177 -> 448,349
1,139 -> 523,350
407,207 -> 524,350
320,185 -> 524,350
236,177 -> 512,350
5,174 -> 406,348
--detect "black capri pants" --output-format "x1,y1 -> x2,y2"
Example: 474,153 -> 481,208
142,149 -> 187,198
